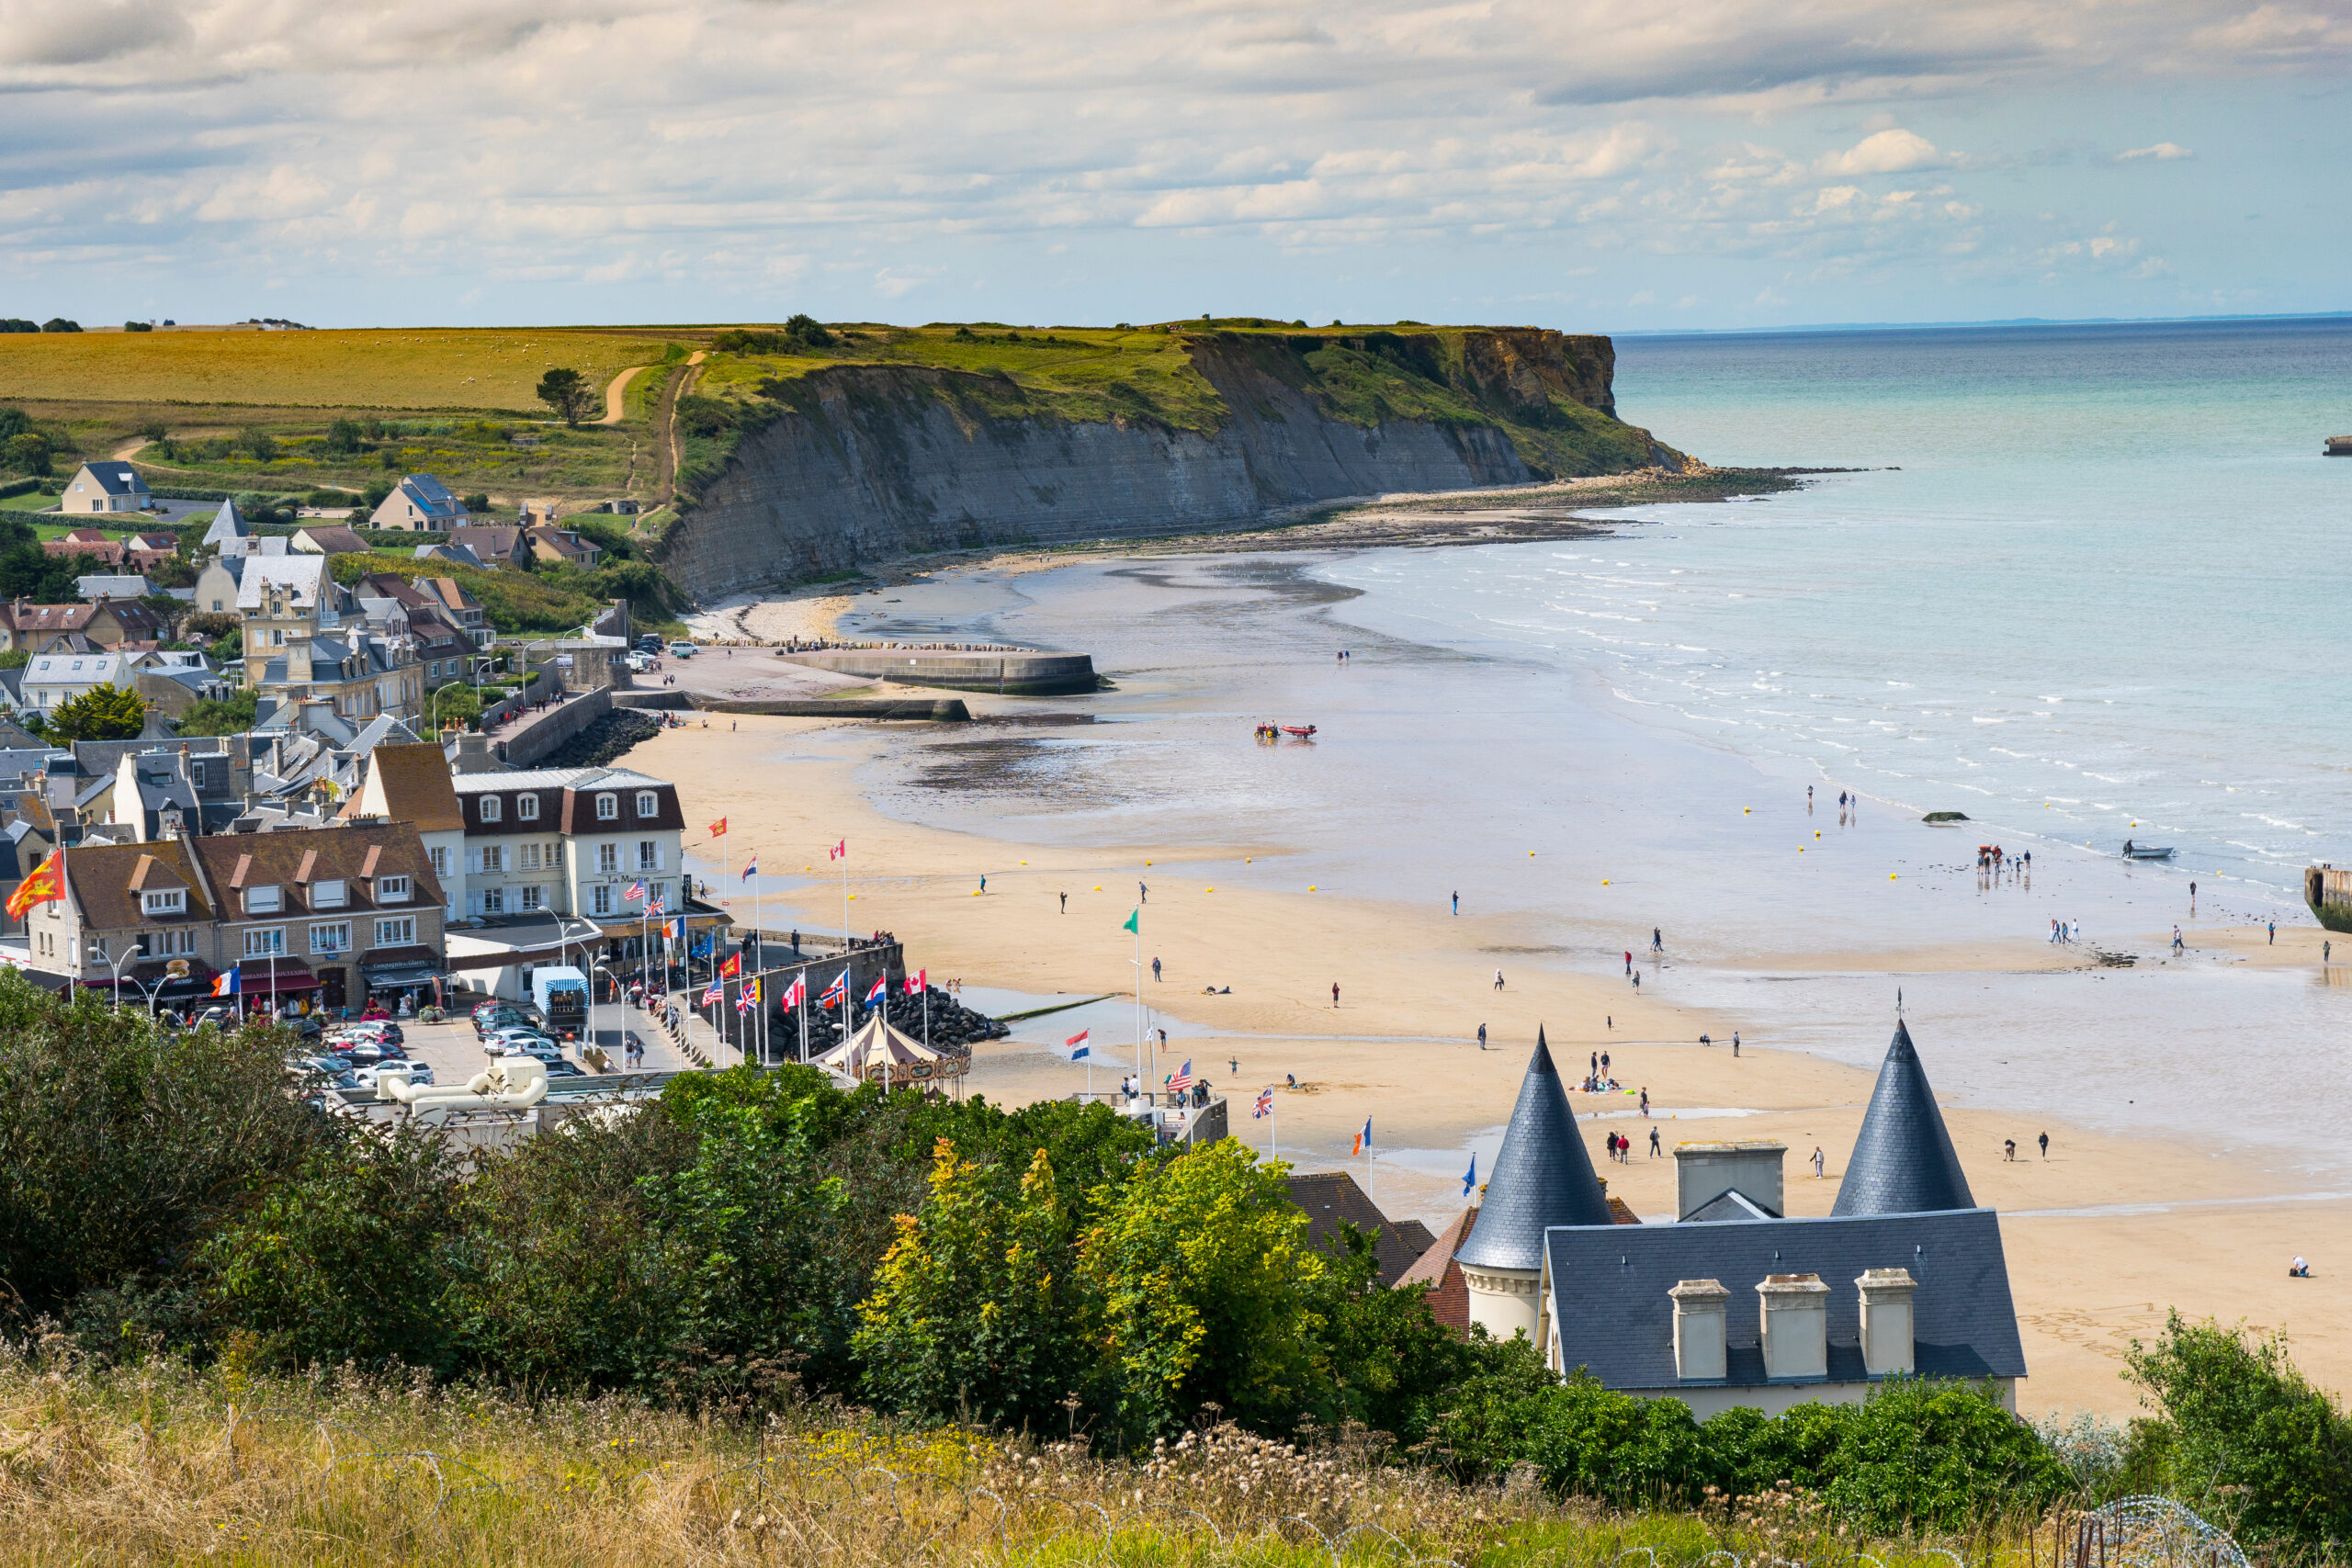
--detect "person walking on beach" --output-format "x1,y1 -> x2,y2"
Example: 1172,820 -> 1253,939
2039,1131 -> 2049,1157
2268,920 -> 2277,945
1477,1022 -> 1487,1050
2174,926 -> 2184,955
1631,971 -> 1640,992
1152,956 -> 1162,982
2326,941 -> 2333,965
1652,928 -> 1663,954
1624,950 -> 1633,975
1731,1032 -> 1739,1057
1590,1051 -> 1599,1077
1600,1051 -> 1610,1077
1059,892 -> 1068,913
1452,890 -> 1459,915
978,875 -> 986,894
1494,968 -> 1505,990
1639,1087 -> 1649,1116
1331,981 -> 1340,1008
1649,1126 -> 1662,1156
2189,881 -> 2197,905
1138,880 -> 1148,904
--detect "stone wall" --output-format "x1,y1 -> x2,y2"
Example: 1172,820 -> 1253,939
497,687 -> 612,769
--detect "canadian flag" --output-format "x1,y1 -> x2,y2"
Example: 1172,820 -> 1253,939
903,967 -> 926,996
829,839 -> 847,862
780,974 -> 807,1009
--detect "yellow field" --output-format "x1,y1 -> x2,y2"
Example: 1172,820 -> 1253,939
0,327 -> 682,412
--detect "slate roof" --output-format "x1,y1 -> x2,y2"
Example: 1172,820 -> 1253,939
451,766 -> 684,835
76,574 -> 157,600
202,499 -> 248,548
233,556 -> 330,610
1282,1171 -> 1436,1287
1541,1206 -> 2026,1389
80,462 -> 149,498
1831,1021 -> 1977,1217
1453,1029 -> 1614,1271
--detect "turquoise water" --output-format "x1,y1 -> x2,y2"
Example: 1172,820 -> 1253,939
1331,318 -> 2352,901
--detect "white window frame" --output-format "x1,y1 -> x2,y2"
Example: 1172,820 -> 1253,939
636,791 -> 658,818
480,886 -> 504,915
637,840 -> 659,871
591,884 -> 612,916
312,878 -> 346,908
479,794 -> 502,822
428,844 -> 447,875
516,793 -> 539,821
595,793 -> 617,820
597,843 -> 618,874
376,874 -> 411,903
480,844 -> 503,874
519,885 -> 543,911
244,885 -> 281,914
243,927 -> 286,957
141,889 -> 184,916
374,917 -> 415,947
310,922 -> 351,955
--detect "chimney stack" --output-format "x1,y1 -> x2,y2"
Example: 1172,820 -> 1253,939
1668,1279 -> 1730,1381
1673,1140 -> 1787,1220
1857,1268 -> 1918,1376
1758,1273 -> 1830,1380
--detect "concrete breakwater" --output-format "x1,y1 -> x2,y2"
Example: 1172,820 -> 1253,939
775,649 -> 1096,696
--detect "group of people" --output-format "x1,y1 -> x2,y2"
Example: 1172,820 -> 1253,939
1978,845 -> 2028,874
1601,1127 -> 1660,1162
2048,919 -> 2082,944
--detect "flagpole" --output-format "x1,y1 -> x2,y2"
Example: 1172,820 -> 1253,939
1132,913 -> 1142,1105
840,841 -> 848,947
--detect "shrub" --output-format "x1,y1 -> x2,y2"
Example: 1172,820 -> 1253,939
45,682 -> 148,741
0,407 -> 28,442
124,320 -> 153,332
2125,1312 -> 2352,1547
40,317 -> 81,333
674,394 -> 738,438
239,428 -> 279,462
177,685 -> 257,737
3,432 -> 49,477
0,319 -> 36,333
322,416 -> 363,455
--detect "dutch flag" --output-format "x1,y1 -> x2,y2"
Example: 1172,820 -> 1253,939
864,974 -> 888,1009
1057,1028 -> 1091,1062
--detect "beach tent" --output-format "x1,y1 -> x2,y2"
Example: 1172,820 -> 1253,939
810,1012 -> 967,1089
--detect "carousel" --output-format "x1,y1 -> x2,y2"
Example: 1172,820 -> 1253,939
809,1012 -> 969,1090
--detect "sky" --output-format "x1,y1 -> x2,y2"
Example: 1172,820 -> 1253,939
2,0 -> 2348,333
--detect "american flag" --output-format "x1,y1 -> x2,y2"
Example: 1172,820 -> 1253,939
701,977 -> 723,1008
625,880 -> 646,902
1165,1060 -> 1193,1093
1252,1088 -> 1272,1119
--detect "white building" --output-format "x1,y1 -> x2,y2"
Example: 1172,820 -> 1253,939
449,765 -> 684,923
63,461 -> 152,513
369,474 -> 469,533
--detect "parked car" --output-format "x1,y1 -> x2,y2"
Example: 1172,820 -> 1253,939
667,640 -> 695,659
335,1040 -> 409,1066
636,633 -> 664,654
483,1032 -> 560,1057
500,1041 -> 567,1065
543,1060 -> 586,1078
353,1060 -> 435,1090
292,1058 -> 359,1091
287,1016 -> 324,1040
473,1009 -> 537,1037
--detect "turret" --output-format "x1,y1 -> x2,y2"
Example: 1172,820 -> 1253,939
1455,1027 -> 1613,1341
1831,1020 -> 1975,1216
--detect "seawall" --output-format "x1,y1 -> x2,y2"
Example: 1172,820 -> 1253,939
656,329 -> 1677,602
773,649 -> 1095,695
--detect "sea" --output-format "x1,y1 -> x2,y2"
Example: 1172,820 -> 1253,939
810,316 -> 2352,1178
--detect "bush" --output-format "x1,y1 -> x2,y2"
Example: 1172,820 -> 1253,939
124,320 -> 153,332
0,407 -> 29,442
239,428 -> 279,462
3,432 -> 49,477
177,685 -> 257,737
2125,1312 -> 2352,1547
40,318 -> 82,333
674,394 -> 738,438
322,417 -> 363,455
0,319 -> 36,334
45,682 -> 148,741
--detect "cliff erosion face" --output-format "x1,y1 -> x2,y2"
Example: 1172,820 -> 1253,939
658,328 -> 1677,603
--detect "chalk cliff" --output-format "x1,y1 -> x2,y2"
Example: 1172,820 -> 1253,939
656,327 -> 1682,602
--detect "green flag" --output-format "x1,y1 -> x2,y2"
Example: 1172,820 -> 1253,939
1122,908 -> 1139,934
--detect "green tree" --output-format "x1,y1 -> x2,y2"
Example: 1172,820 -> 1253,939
1309,1224 -> 1477,1449
537,367 -> 595,426
0,407 -> 29,442
1815,1379 -> 2069,1532
202,1129 -> 464,1371
137,418 -> 168,445
1080,1139 -> 1327,1445
4,432 -> 50,476
2126,1312 -> 2352,1546
322,417 -> 363,455
176,686 -> 257,738
46,682 -> 148,741
855,1140 -> 1090,1431
239,428 -> 278,462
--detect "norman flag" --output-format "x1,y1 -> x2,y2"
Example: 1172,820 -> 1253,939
5,851 -> 61,919
1252,1087 -> 1273,1120
718,953 -> 742,978
708,818 -> 727,837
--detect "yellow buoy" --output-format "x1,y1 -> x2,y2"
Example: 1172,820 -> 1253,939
1815,831 -> 1821,839
1308,885 -> 1317,891
1799,848 -> 1804,853
1744,807 -> 1751,814
1889,873 -> 1899,880
1019,860 -> 1027,865
1204,886 -> 1214,892
1092,886 -> 1102,891
1601,879 -> 1611,886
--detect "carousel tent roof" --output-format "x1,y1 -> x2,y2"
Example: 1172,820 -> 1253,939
810,1012 -> 965,1084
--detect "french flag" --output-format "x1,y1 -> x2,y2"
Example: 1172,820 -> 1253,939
1352,1117 -> 1373,1156
211,964 -> 239,997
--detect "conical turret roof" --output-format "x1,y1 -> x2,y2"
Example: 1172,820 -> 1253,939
1830,1019 -> 1976,1216
1454,1028 -> 1614,1270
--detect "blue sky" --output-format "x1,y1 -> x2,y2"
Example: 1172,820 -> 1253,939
2,0 -> 2346,333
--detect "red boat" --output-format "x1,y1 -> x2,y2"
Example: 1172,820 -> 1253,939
1281,724 -> 1317,739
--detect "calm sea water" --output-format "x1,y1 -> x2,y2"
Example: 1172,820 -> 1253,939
1544,318 -> 2352,897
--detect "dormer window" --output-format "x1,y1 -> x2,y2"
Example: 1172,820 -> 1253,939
376,874 -> 411,903
479,795 -> 502,823
595,793 -> 617,821
244,885 -> 281,914
312,878 -> 346,908
141,888 -> 184,916
516,793 -> 539,821
636,791 -> 658,818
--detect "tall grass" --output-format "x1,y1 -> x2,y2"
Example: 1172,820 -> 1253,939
0,1339 -> 2097,1567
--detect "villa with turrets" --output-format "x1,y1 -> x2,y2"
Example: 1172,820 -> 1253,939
1439,1023 -> 2026,1417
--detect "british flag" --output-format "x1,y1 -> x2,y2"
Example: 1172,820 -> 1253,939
735,978 -> 761,1015
1252,1088 -> 1273,1120
646,897 -> 665,919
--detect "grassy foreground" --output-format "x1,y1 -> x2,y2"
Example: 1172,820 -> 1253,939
0,1349 -> 2058,1567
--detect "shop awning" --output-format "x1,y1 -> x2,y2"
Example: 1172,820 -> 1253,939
362,964 -> 439,988
232,961 -> 321,996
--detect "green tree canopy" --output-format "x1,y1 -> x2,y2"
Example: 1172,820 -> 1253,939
536,367 -> 595,425
46,682 -> 148,741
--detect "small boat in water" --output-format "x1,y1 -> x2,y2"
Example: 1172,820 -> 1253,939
1281,724 -> 1317,739
2120,840 -> 2174,861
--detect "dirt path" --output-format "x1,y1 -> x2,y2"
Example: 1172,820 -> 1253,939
108,436 -> 144,462
594,364 -> 650,425
653,351 -> 707,504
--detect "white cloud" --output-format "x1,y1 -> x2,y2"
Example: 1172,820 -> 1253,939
1815,129 -> 1949,175
2118,142 -> 2195,161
